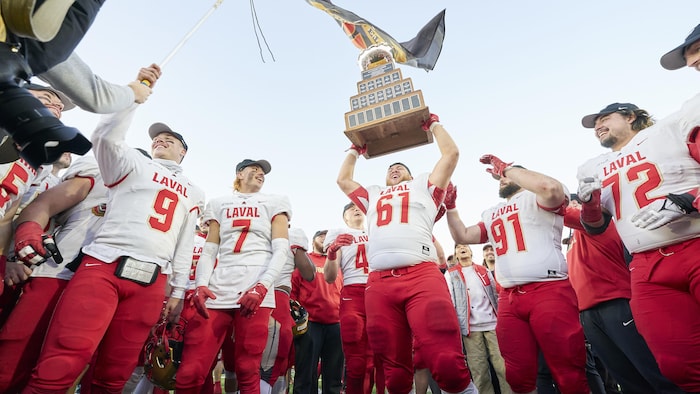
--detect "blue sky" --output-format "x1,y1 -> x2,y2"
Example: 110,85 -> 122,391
56,1 -> 700,262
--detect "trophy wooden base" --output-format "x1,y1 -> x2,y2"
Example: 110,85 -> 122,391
344,107 -> 432,159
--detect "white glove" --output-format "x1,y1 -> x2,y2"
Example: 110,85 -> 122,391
630,198 -> 686,230
577,177 -> 601,203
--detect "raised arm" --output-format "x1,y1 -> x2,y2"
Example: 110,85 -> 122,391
337,145 -> 365,196
425,115 -> 459,190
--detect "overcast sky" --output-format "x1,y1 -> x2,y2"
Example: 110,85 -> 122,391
55,1 -> 700,262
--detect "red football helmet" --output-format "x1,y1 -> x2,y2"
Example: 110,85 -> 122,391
144,318 -> 185,390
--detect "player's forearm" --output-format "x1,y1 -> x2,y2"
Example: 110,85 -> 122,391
446,210 -> 481,245
258,238 -> 289,289
293,249 -> 315,282
323,258 -> 339,283
505,167 -> 566,208
429,124 -> 459,189
337,151 -> 360,196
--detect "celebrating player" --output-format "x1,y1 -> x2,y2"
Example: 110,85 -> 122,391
0,154 -> 107,392
446,158 -> 589,394
562,196 -> 681,393
24,64 -> 208,392
323,202 -> 383,394
576,92 -> 700,389
175,159 -> 291,393
337,114 -> 476,394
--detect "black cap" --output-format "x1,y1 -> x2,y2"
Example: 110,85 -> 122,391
236,159 -> 271,174
581,103 -> 639,128
389,162 -> 411,175
313,230 -> 327,239
148,122 -> 188,150
342,202 -> 355,215
661,24 -> 700,70
570,193 -> 581,203
24,83 -> 75,111
482,243 -> 493,250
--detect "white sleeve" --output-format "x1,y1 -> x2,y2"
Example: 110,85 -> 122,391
258,238 -> 288,290
323,228 -> 340,251
38,53 -> 136,114
169,209 -> 199,299
194,242 -> 219,288
90,104 -> 140,185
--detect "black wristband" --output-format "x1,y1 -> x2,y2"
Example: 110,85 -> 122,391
666,192 -> 698,214
580,212 -> 612,235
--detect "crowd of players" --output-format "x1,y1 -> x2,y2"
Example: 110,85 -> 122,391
1,13 -> 700,394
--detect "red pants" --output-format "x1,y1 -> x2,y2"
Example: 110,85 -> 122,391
366,262 -> 471,394
175,307 -> 271,394
0,277 -> 69,392
496,280 -> 588,394
340,284 -> 375,394
630,238 -> 700,392
23,256 -> 167,394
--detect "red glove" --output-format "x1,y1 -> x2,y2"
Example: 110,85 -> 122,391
421,113 -> 440,132
192,286 -> 216,319
444,182 -> 457,210
14,221 -> 50,265
326,233 -> 354,260
479,154 -> 513,179
348,144 -> 367,156
238,283 -> 267,318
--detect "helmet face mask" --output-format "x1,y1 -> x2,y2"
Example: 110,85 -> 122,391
144,319 -> 185,390
290,299 -> 309,336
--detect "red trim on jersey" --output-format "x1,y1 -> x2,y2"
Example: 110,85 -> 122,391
537,197 -> 568,216
687,126 -> 700,164
430,181 -> 446,208
478,222 -> 488,243
348,187 -> 369,214
104,173 -> 129,188
74,175 -> 96,193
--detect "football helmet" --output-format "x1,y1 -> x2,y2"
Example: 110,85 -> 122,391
290,299 -> 308,336
144,318 -> 185,390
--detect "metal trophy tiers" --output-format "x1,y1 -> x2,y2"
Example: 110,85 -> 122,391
344,44 -> 432,159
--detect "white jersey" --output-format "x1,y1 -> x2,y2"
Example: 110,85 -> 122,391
17,173 -> 60,214
82,104 -> 205,298
349,173 -> 439,270
481,189 -> 568,288
0,159 -> 51,217
202,191 -> 292,308
188,231 -> 208,290
578,93 -> 700,253
324,227 -> 369,286
32,156 -> 108,280
276,227 -> 308,289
